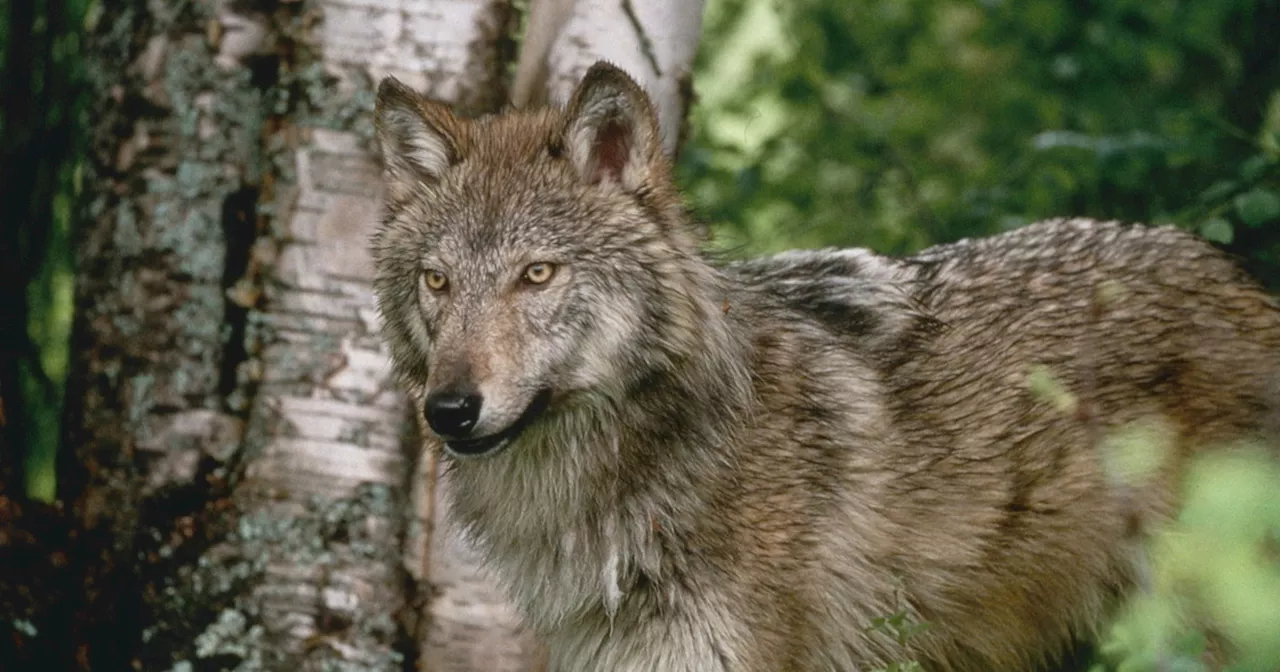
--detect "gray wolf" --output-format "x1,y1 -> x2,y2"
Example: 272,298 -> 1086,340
369,62 -> 1280,671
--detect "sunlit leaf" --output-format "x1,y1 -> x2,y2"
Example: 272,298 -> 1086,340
1234,189 -> 1280,228
1199,217 -> 1234,244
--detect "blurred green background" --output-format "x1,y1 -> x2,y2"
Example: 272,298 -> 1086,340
683,0 -> 1280,271
3,0 -> 1278,669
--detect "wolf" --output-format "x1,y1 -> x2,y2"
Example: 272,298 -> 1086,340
369,62 -> 1280,671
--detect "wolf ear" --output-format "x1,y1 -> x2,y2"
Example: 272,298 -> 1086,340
375,77 -> 464,200
561,62 -> 661,191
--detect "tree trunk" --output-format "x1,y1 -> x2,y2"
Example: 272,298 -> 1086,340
53,0 -> 268,667
229,0 -> 518,668
43,0 -> 514,669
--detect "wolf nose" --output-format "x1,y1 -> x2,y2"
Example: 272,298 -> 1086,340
424,388 -> 483,438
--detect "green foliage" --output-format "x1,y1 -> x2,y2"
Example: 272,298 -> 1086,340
865,610 -> 927,672
1092,447 -> 1280,672
1026,364 -> 1079,415
1097,418 -> 1175,491
683,0 -> 1280,289
1024,367 -> 1278,670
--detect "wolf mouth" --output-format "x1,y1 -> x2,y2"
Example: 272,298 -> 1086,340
444,388 -> 553,457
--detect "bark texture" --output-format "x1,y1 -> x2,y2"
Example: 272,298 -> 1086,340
53,0 -> 266,667
225,0 -> 530,669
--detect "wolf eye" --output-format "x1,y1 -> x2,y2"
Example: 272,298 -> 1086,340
523,262 -> 556,285
423,269 -> 449,291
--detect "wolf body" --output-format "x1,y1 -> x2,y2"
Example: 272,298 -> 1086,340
371,63 -> 1280,671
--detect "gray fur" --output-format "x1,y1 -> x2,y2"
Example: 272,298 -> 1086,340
371,63 -> 1280,671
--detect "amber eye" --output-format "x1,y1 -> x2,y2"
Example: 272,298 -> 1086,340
423,269 -> 449,291
524,262 -> 556,285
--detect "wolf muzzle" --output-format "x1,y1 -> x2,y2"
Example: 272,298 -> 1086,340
425,386 -> 553,457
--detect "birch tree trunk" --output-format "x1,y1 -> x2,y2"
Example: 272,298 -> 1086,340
50,0 -> 513,669
53,1 -> 270,667
227,0 -> 518,668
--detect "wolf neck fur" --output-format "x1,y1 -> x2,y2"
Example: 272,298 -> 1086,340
443,260 -> 756,630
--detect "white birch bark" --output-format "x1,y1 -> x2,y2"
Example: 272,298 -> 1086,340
538,0 -> 707,155
226,1 -> 522,669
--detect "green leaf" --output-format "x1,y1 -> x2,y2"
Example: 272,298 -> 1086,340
1233,189 -> 1280,228
1099,418 -> 1174,488
1199,217 -> 1234,244
1026,365 -> 1078,414
1239,154 -> 1274,182
1199,180 -> 1239,204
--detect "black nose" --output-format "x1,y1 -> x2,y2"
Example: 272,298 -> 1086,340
424,388 -> 483,438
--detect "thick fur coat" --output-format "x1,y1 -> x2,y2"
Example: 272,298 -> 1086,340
370,62 -> 1280,671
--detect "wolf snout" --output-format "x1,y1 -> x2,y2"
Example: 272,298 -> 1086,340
424,386 -> 483,439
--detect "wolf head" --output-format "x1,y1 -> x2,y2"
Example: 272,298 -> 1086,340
372,63 -> 718,458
